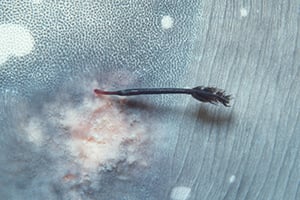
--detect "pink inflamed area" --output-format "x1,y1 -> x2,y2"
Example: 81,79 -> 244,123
22,82 -> 151,182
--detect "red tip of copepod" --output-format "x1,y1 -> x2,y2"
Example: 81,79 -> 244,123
94,89 -> 104,95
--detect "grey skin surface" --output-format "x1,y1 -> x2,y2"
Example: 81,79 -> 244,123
0,1 -> 299,200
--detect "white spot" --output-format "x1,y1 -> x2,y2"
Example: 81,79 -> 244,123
170,186 -> 191,200
161,15 -> 174,30
0,24 -> 35,65
240,8 -> 248,17
229,175 -> 236,183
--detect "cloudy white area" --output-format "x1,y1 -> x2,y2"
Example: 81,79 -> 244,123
0,24 -> 34,65
23,118 -> 44,146
161,15 -> 174,30
54,95 -> 149,171
17,81 -> 151,198
170,186 -> 191,200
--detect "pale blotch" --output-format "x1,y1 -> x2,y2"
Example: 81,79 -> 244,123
23,118 -> 44,146
170,186 -> 191,200
240,8 -> 248,17
44,87 -> 149,172
229,175 -> 236,183
161,15 -> 174,30
0,24 -> 35,65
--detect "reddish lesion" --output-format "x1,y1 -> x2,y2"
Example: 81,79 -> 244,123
85,136 -> 106,144
57,88 -> 149,173
63,173 -> 76,181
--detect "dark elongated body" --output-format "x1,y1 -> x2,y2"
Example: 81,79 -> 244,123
94,86 -> 231,107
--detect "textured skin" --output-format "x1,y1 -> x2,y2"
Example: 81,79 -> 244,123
0,1 -> 299,200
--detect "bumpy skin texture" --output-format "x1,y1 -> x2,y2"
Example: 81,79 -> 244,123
0,1 -> 200,95
0,1 -> 202,200
1,1 -> 300,200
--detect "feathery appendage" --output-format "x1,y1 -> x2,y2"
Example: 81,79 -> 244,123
191,86 -> 232,107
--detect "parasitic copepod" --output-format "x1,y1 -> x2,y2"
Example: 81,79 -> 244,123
94,86 -> 232,107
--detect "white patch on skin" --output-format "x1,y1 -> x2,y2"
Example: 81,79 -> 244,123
229,175 -> 236,183
161,15 -> 174,30
23,118 -> 44,146
240,8 -> 248,17
57,95 -> 148,171
18,80 -> 154,198
25,82 -> 150,174
0,24 -> 35,65
170,186 -> 191,200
